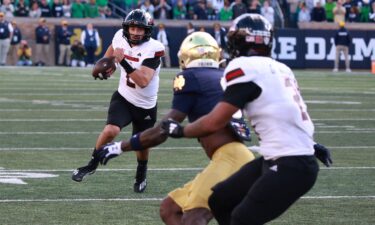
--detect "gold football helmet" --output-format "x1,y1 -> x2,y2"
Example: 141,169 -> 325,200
178,31 -> 221,69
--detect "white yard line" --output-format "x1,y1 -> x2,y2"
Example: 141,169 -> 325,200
1,93 -> 171,96
0,168 -> 204,172
301,196 -> 375,199
1,118 -> 375,122
313,118 -> 375,121
1,129 -> 375,135
1,108 -> 374,112
0,147 -> 202,151
305,100 -> 361,104
0,119 -> 104,121
0,146 -> 374,151
1,167 -> 375,173
0,196 -> 374,203
0,132 -> 104,135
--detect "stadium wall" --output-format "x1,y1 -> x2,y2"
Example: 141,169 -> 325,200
12,18 -> 375,69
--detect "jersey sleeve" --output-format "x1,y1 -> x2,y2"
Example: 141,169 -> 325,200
141,40 -> 165,69
112,29 -> 123,49
143,40 -> 165,59
223,59 -> 257,88
222,82 -> 262,108
171,71 -> 200,114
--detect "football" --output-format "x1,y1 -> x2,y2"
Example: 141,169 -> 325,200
92,56 -> 116,80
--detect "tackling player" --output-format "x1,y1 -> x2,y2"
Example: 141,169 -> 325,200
162,14 -> 325,224
92,32 -> 255,225
72,9 -> 165,193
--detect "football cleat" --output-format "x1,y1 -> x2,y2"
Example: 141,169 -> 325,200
134,165 -> 147,193
71,160 -> 98,182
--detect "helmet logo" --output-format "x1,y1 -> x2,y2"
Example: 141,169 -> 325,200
197,47 -> 207,55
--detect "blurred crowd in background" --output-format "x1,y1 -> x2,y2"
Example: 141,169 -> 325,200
0,0 -> 374,25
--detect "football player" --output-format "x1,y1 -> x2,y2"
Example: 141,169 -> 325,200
92,32 -> 255,225
72,9 -> 165,193
162,14 -> 324,224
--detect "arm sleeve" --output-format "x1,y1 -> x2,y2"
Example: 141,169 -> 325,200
142,57 -> 161,69
222,82 -> 262,109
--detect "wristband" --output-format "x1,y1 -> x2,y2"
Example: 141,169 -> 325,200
130,133 -> 144,150
120,58 -> 136,74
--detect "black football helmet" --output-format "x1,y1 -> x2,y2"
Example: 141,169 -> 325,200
227,13 -> 273,58
122,9 -> 154,45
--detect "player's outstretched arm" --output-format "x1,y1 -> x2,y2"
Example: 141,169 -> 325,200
96,109 -> 186,165
163,102 -> 239,139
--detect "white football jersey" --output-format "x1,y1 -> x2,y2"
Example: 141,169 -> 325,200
224,56 -> 315,160
112,29 -> 165,109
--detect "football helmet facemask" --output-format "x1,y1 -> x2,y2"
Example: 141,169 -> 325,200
227,13 -> 273,58
122,9 -> 154,45
178,31 -> 221,70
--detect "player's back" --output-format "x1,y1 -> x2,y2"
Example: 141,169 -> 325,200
173,67 -> 224,122
225,56 -> 315,159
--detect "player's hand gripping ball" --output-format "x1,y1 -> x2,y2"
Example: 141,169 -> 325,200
92,56 -> 116,80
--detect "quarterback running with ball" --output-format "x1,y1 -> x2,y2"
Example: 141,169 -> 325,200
72,9 -> 165,193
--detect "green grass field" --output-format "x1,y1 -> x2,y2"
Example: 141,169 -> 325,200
0,67 -> 374,225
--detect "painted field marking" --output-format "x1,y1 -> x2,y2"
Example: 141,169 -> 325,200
1,129 -> 374,135
2,108 -> 375,112
1,118 -> 375,122
0,146 -> 374,151
1,196 -> 374,203
0,171 -> 58,184
1,167 -> 375,173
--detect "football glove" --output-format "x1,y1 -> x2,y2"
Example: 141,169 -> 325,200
229,118 -> 251,142
161,119 -> 184,138
314,143 -> 333,167
95,142 -> 123,165
94,68 -> 116,80
95,72 -> 109,80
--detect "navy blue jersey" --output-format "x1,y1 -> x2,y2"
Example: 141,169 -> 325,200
172,67 -> 224,122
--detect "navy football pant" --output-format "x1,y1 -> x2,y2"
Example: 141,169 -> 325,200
208,156 -> 319,225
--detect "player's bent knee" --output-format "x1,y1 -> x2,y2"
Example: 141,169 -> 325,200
102,125 -> 121,139
159,197 -> 181,222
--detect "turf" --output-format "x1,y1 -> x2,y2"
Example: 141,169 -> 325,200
0,67 -> 374,225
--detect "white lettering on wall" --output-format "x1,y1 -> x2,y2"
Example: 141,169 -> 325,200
277,37 -> 296,60
352,38 -> 375,60
305,37 -> 326,60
